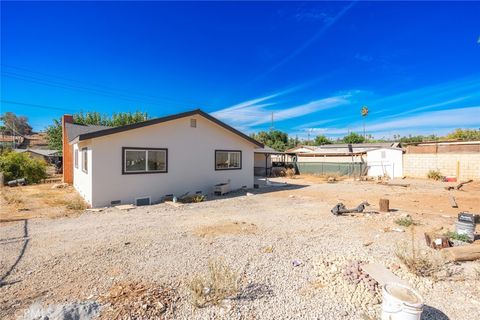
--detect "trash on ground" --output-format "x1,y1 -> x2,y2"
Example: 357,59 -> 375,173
292,259 -> 303,267
331,201 -> 370,216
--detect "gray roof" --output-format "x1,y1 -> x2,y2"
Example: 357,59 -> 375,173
65,123 -> 111,142
14,148 -> 60,157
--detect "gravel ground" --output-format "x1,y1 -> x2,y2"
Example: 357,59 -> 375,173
1,178 -> 479,319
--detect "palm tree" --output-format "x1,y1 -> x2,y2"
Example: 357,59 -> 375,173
361,105 -> 369,140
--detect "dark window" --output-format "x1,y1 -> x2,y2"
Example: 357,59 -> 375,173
123,148 -> 167,174
215,150 -> 241,170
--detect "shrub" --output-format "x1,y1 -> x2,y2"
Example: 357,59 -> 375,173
189,259 -> 239,307
395,229 -> 443,277
427,169 -> 442,181
285,168 -> 296,178
395,216 -> 415,227
66,198 -> 88,211
0,150 -> 47,184
444,231 -> 471,243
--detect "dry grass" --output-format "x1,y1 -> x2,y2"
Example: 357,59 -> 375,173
194,221 -> 258,238
427,169 -> 443,181
189,259 -> 239,308
395,228 -> 444,277
394,216 -> 416,227
0,184 -> 88,221
99,282 -> 179,319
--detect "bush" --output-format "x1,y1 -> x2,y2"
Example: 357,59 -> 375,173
189,259 -> 239,307
0,150 -> 47,184
395,216 -> 416,227
427,169 -> 442,181
444,231 -> 471,243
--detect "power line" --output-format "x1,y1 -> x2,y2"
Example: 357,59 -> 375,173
1,99 -> 78,112
1,64 -> 213,109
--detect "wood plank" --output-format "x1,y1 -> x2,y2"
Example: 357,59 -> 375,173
361,263 -> 410,286
441,244 -> 480,262
449,194 -> 458,208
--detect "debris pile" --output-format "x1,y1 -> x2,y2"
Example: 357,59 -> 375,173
313,255 -> 381,319
99,282 -> 179,320
343,260 -> 379,294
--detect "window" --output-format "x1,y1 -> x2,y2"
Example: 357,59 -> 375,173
123,148 -> 167,174
190,118 -> 197,128
74,149 -> 78,168
215,150 -> 241,170
82,148 -> 88,173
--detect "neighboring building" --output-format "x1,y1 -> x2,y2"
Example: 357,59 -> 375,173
62,109 -> 265,207
403,140 -> 480,179
287,143 -> 401,176
14,148 -> 61,164
366,148 -> 404,178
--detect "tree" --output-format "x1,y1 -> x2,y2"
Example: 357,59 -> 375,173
342,132 -> 365,144
0,150 -> 47,183
446,128 -> 480,141
45,111 -> 150,155
313,135 -> 332,145
0,112 -> 33,135
251,130 -> 289,151
361,105 -> 369,139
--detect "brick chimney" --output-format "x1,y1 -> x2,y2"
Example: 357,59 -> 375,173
62,115 -> 74,184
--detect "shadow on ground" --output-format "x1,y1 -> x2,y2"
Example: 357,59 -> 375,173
0,219 -> 30,287
421,305 -> 450,320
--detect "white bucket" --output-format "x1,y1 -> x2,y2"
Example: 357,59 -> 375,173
381,283 -> 424,320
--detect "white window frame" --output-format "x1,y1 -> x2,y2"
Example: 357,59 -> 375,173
215,150 -> 242,170
81,148 -> 88,173
122,147 -> 168,174
74,149 -> 78,169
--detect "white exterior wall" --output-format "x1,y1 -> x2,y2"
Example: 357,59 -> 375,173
79,115 -> 256,207
367,148 -> 403,178
73,141 -> 93,205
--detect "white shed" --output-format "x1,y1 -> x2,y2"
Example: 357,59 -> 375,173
367,148 -> 403,178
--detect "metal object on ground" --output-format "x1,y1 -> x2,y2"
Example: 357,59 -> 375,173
331,201 -> 370,215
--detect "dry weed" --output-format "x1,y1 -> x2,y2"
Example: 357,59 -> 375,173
65,197 -> 88,210
2,191 -> 24,205
285,168 -> 296,179
395,228 -> 444,277
189,259 -> 239,307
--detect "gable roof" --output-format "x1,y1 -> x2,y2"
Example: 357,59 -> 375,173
68,109 -> 264,148
66,123 -> 111,142
14,148 -> 60,157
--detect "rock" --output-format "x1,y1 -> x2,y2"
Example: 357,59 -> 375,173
51,183 -> 68,189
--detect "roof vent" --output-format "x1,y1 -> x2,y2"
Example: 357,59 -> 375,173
190,118 -> 197,128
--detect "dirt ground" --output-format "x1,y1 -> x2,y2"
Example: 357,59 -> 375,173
0,184 -> 87,221
1,177 -> 479,319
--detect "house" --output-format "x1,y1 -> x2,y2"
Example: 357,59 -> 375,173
14,148 -> 61,164
62,109 -> 265,207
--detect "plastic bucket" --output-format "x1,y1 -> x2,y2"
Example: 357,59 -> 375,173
381,283 -> 424,320
455,221 -> 475,242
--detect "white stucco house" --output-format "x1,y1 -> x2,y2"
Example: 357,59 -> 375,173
366,147 -> 404,178
63,109 -> 264,207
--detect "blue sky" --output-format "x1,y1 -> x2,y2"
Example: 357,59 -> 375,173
1,1 -> 479,139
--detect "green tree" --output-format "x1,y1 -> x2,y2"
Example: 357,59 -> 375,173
446,128 -> 480,141
313,135 -> 332,145
0,150 -> 47,183
251,130 -> 289,151
361,105 -> 369,139
342,132 -> 366,144
45,111 -> 150,155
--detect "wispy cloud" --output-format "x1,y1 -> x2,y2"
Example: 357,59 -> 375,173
213,92 -> 351,130
308,106 -> 480,137
255,1 -> 356,80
